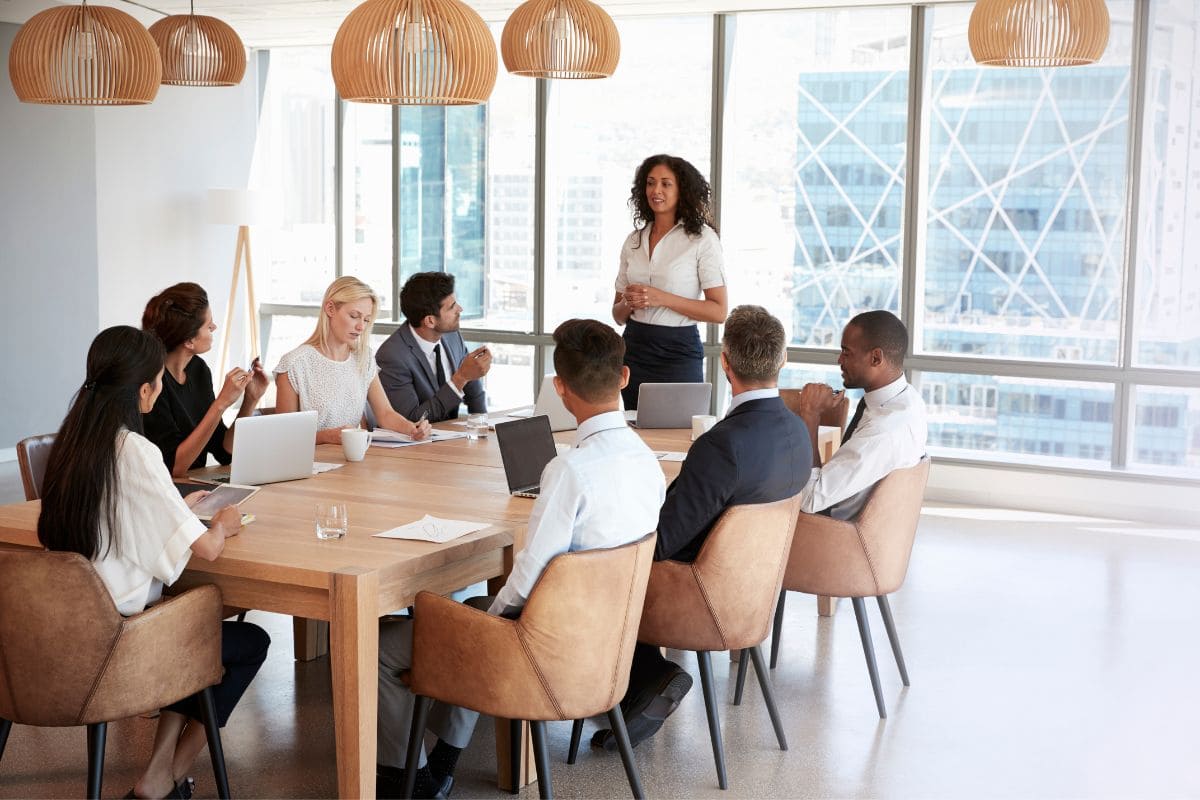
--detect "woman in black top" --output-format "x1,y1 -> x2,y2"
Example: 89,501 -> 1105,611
142,283 -> 268,477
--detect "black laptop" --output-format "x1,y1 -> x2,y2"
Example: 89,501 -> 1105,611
494,415 -> 559,498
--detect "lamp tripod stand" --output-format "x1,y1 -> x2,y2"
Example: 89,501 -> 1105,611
217,223 -> 261,378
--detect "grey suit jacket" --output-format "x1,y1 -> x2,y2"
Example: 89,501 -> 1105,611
376,326 -> 486,422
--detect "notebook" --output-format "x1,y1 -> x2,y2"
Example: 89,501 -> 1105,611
494,415 -> 559,498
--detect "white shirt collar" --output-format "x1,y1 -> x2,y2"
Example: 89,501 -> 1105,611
573,410 -> 628,446
863,374 -> 908,410
727,387 -> 779,414
409,324 -> 442,357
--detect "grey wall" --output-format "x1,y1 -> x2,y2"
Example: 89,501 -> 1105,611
0,21 -> 101,450
0,21 -> 260,452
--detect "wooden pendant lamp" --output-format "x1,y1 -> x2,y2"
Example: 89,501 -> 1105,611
148,1 -> 246,87
968,0 -> 1110,67
501,0 -> 620,79
331,0 -> 497,105
8,1 -> 161,105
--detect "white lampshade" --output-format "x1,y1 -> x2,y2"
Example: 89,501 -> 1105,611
207,188 -> 263,226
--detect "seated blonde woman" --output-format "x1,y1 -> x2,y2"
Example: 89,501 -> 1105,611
274,276 -> 431,444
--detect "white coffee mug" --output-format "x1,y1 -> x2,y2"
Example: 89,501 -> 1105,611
691,414 -> 718,441
341,428 -> 372,462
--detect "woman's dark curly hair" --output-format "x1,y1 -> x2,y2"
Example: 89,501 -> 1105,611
628,154 -> 717,245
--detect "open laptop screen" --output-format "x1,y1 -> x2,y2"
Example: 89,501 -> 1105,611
495,415 -> 558,493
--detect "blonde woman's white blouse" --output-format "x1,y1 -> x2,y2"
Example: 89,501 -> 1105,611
615,222 -> 725,328
274,344 -> 378,431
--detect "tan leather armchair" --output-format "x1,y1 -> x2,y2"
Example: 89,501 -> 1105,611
0,549 -> 233,799
608,495 -> 802,791
405,533 -> 657,800
16,433 -> 55,501
770,457 -> 930,719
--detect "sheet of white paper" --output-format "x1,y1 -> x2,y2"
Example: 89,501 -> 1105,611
370,429 -> 468,447
652,451 -> 687,462
372,514 -> 491,543
312,462 -> 343,474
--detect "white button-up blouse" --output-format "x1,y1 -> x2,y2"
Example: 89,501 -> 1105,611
615,222 -> 726,328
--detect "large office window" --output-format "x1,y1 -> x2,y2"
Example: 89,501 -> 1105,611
543,16 -> 713,330
342,104 -> 393,313
724,8 -> 911,346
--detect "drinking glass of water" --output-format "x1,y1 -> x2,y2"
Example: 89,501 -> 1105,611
315,501 -> 348,540
466,413 -> 489,440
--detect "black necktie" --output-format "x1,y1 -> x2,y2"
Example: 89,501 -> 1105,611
433,343 -> 445,387
842,397 -> 866,444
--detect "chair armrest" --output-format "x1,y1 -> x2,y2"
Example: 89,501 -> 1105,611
784,512 -> 881,598
81,585 -> 225,724
637,559 -> 728,651
410,591 -> 560,721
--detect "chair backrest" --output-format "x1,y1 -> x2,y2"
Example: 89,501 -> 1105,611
16,433 -> 56,501
639,494 -> 803,652
0,549 -> 124,726
512,532 -> 657,717
780,389 -> 849,434
784,457 -> 930,597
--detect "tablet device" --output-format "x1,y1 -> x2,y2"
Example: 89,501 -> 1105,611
189,483 -> 260,521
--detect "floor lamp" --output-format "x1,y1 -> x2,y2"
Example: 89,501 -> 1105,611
208,189 -> 263,379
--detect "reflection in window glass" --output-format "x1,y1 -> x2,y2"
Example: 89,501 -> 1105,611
544,16 -> 712,330
725,9 -> 910,347
914,372 -> 1114,463
343,104 -> 393,314
919,4 -> 1134,364
1134,1 -> 1200,369
1130,386 -> 1200,474
254,48 -> 336,305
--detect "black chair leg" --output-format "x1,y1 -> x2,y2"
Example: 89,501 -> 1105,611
236,611 -> 247,623
508,718 -> 522,795
876,595 -> 910,686
748,645 -> 787,750
403,696 -> 432,799
770,589 -> 786,669
86,721 -> 106,800
566,719 -> 584,764
0,717 -> 12,761
530,720 -> 553,800
198,687 -> 231,800
732,649 -> 749,706
606,707 -> 644,800
851,597 -> 887,719
695,651 -> 728,790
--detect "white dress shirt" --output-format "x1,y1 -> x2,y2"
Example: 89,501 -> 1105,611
727,387 -> 779,414
489,410 -> 666,616
800,375 -> 927,520
409,325 -> 463,399
615,223 -> 725,328
92,431 -> 207,615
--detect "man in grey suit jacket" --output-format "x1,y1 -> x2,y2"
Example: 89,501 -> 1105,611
377,272 -> 491,422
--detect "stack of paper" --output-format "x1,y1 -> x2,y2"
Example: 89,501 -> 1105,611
370,429 -> 468,448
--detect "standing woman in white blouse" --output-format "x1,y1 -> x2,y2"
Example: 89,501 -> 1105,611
38,326 -> 269,800
274,276 -> 432,444
612,154 -> 728,409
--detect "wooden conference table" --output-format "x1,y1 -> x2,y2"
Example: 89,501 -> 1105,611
0,420 -> 837,798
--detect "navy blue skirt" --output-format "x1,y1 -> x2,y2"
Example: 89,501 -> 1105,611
622,319 -> 704,410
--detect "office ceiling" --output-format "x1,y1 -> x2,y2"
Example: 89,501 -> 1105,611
0,0 -> 930,48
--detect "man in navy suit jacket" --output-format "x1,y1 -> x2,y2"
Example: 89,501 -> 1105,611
593,305 -> 812,752
377,272 -> 490,422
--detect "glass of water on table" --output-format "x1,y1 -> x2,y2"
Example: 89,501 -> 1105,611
315,501 -> 348,540
466,412 -> 488,440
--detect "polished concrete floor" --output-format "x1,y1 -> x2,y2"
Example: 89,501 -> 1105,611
2,457 -> 1198,798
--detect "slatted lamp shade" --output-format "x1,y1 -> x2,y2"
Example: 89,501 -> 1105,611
501,0 -> 620,79
331,0 -> 497,105
149,6 -> 247,87
968,0 -> 1110,67
8,2 -> 161,105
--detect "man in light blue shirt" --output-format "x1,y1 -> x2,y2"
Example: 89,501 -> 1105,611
376,319 -> 665,799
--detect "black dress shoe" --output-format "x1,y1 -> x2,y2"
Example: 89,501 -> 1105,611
593,667 -> 693,751
377,764 -> 453,800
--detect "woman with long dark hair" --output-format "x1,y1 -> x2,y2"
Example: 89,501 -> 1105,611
612,154 -> 728,408
142,282 -> 268,478
38,326 -> 269,800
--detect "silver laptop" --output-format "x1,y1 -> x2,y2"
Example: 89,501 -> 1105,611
626,382 -> 713,429
211,410 -> 318,486
495,415 -> 559,498
509,375 -> 578,432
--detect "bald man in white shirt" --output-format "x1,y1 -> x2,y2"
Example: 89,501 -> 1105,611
795,310 -> 927,520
